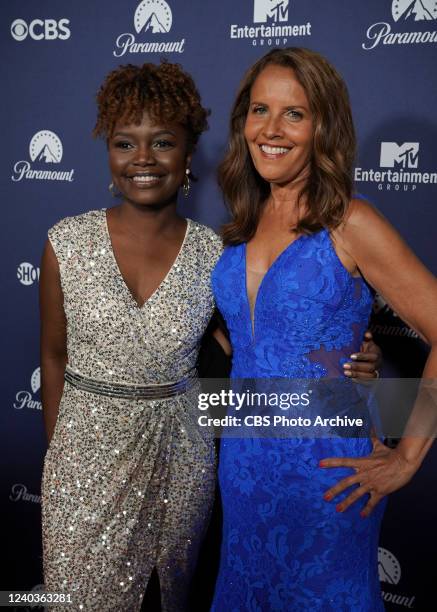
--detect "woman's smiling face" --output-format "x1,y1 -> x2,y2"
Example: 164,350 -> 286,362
108,112 -> 191,208
244,64 -> 313,187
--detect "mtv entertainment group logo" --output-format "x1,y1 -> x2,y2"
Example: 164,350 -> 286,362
363,0 -> 437,50
254,0 -> 289,23
380,142 -> 419,169
114,0 -> 185,57
13,367 -> 42,411
230,0 -> 311,47
355,141 -> 436,192
378,547 -> 416,608
11,130 -> 74,183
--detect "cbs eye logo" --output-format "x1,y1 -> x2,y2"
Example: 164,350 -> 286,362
11,18 -> 71,42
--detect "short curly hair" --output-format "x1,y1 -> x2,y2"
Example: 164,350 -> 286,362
93,61 -> 209,151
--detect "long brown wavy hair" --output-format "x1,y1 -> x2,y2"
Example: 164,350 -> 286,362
220,47 -> 356,245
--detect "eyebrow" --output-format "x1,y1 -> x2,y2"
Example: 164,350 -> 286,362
112,129 -> 177,138
249,101 -> 308,111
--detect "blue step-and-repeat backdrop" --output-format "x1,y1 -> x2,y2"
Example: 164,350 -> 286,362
2,1 -> 436,609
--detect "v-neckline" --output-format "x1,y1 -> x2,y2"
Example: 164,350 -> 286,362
244,233 -> 310,340
102,209 -> 191,310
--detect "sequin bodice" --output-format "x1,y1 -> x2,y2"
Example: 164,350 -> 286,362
49,209 -> 222,384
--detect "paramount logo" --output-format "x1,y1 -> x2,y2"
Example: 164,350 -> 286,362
363,0 -> 437,50
378,547 -> 417,608
230,0 -> 311,46
11,130 -> 74,183
113,0 -> 185,57
355,142 -> 437,192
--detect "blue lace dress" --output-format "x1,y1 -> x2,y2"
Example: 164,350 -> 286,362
210,229 -> 385,612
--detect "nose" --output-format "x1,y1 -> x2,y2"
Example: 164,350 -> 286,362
132,144 -> 156,166
262,114 -> 283,140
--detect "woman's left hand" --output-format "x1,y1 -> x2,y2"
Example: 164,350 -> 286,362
343,331 -> 382,380
320,437 -> 419,516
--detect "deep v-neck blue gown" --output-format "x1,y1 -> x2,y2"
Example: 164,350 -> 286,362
210,229 -> 385,611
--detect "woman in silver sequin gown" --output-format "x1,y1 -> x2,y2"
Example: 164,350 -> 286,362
40,63 -> 223,611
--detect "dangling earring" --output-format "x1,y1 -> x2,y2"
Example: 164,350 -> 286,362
109,182 -> 120,197
182,169 -> 190,197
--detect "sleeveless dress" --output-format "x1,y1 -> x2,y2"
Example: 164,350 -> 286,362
211,229 -> 385,611
41,209 -> 223,611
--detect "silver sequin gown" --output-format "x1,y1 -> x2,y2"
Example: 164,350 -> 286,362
41,209 -> 223,611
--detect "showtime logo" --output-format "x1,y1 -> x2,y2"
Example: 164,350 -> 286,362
230,0 -> 311,46
113,0 -> 185,57
363,0 -> 437,50
355,141 -> 436,192
11,130 -> 74,183
17,262 -> 40,286
11,18 -> 70,41
13,367 -> 42,411
378,547 -> 416,608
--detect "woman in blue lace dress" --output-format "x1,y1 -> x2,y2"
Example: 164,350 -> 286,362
211,48 -> 437,611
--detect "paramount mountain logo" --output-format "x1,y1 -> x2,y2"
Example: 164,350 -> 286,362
392,0 -> 437,21
114,0 -> 184,57
378,547 -> 417,608
378,547 -> 401,584
29,130 -> 63,163
134,0 -> 172,33
363,0 -> 437,50
355,141 -> 437,192
11,131 -> 74,183
230,0 -> 311,47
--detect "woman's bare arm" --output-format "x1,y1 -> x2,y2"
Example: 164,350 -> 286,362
321,199 -> 437,515
40,239 -> 67,444
212,327 -> 232,357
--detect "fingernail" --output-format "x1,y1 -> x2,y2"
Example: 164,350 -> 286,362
343,363 -> 351,370
344,370 -> 352,377
324,493 -> 332,501
336,504 -> 343,513
350,354 -> 358,360
319,461 -> 326,467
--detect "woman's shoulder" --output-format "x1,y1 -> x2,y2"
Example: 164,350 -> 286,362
48,208 -> 104,237
333,197 -> 385,243
343,197 -> 383,229
47,209 -> 105,264
188,219 -> 223,249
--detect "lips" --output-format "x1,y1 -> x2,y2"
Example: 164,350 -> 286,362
258,144 -> 291,159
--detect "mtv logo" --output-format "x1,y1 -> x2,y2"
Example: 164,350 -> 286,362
254,0 -> 289,24
380,142 -> 419,169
